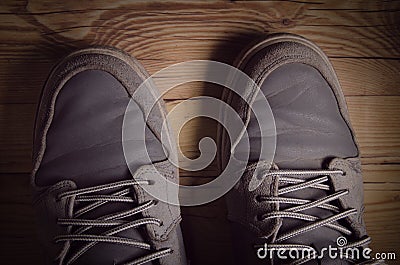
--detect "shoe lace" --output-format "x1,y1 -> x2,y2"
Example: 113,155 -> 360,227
54,179 -> 172,265
254,169 -> 383,265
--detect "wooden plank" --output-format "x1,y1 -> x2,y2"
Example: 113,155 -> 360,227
235,0 -> 397,10
0,1 -> 399,104
364,183 -> 400,191
363,189 -> 400,254
0,58 -> 399,104
0,1 -> 398,61
1,96 -> 400,173
361,156 -> 400,165
363,164 -> 400,183
348,96 -> 400,159
0,174 -> 43,264
332,59 -> 400,97
0,104 -> 34,173
2,0 -> 398,13
181,198 -> 235,265
180,176 -> 215,186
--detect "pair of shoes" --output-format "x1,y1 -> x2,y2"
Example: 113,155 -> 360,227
31,34 -> 374,264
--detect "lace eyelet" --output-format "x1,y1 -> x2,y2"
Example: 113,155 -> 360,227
256,214 -> 264,221
254,195 -> 263,203
159,221 -> 164,227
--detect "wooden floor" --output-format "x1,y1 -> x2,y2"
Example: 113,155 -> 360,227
1,0 -> 399,264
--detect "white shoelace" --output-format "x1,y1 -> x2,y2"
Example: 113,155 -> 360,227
54,179 -> 172,265
253,169 -> 382,265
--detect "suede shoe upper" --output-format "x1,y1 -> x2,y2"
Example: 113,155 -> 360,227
221,34 -> 374,265
32,47 -> 186,265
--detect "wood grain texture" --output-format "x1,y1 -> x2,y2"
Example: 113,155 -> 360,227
0,0 -> 399,264
0,0 -> 398,59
